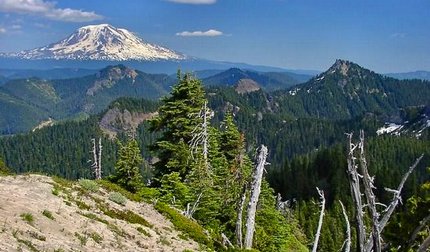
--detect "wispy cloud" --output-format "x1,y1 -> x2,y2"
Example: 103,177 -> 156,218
176,29 -> 223,37
0,27 -> 6,33
0,0 -> 103,22
167,0 -> 216,4
390,32 -> 407,39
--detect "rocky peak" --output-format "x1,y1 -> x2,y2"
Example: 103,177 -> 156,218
330,59 -> 351,76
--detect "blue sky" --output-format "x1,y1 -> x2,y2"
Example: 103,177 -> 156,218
0,0 -> 429,73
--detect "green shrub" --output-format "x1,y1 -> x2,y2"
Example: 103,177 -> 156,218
97,180 -> 142,202
136,226 -> 151,237
52,176 -> 73,188
20,213 -> 34,225
155,202 -> 212,248
74,232 -> 87,246
97,203 -> 152,228
42,210 -> 54,220
78,179 -> 99,192
108,192 -> 127,205
0,158 -> 10,176
79,212 -> 109,225
90,232 -> 103,244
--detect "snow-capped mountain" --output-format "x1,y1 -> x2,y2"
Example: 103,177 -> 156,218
7,24 -> 186,61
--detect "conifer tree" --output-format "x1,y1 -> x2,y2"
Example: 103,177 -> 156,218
112,139 -> 143,192
150,72 -> 206,181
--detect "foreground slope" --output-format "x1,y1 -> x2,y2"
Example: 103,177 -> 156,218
0,175 -> 200,252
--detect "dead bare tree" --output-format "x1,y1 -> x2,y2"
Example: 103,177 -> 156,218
189,101 -> 212,173
184,192 -> 203,218
90,138 -> 102,179
345,130 -> 423,252
312,187 -> 326,252
244,145 -> 268,249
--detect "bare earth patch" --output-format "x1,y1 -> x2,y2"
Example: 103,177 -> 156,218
0,174 -> 199,251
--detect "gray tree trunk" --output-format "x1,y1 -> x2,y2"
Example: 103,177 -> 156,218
346,133 -> 366,251
244,145 -> 268,249
312,187 -> 325,252
235,184 -> 247,248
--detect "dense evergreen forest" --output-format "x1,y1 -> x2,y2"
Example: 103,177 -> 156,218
0,62 -> 429,251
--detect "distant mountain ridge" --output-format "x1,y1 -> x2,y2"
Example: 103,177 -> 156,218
1,60 -> 429,135
203,68 -> 311,91
0,65 -> 175,134
385,71 -> 430,81
275,59 -> 430,120
1,24 -> 186,61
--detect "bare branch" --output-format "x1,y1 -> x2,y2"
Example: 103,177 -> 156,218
378,154 -> 423,230
418,234 -> 430,252
339,200 -> 351,252
312,187 -> 326,252
222,233 -> 235,249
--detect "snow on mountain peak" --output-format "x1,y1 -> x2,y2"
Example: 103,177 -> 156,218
10,24 -> 187,61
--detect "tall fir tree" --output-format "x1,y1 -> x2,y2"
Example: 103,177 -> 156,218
150,72 -> 206,182
111,139 -> 143,192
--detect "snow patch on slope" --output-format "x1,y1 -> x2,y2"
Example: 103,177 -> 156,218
376,123 -> 403,136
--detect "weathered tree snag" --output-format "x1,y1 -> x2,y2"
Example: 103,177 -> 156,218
184,192 -> 203,218
190,101 -> 211,173
90,138 -> 102,179
235,184 -> 247,248
346,131 -> 423,252
408,213 -> 430,249
97,138 -> 102,179
339,200 -> 351,252
358,130 -> 381,252
312,187 -> 326,252
346,133 -> 366,251
418,234 -> 430,252
244,145 -> 268,249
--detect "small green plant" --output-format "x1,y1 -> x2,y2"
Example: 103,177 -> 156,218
52,176 -> 73,188
74,199 -> 91,210
28,231 -> 46,241
51,188 -> 59,196
108,192 -> 127,205
136,226 -> 151,237
78,179 -> 99,192
97,180 -> 142,202
158,236 -> 171,246
79,212 -> 109,225
90,232 -> 103,244
74,232 -> 88,246
20,213 -> 34,225
42,210 -> 54,220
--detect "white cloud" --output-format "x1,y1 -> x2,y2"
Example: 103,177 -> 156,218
168,0 -> 216,4
176,29 -> 223,37
0,0 -> 103,22
11,24 -> 21,29
0,27 -> 6,33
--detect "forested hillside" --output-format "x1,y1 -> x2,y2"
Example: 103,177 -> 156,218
0,61 -> 429,251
